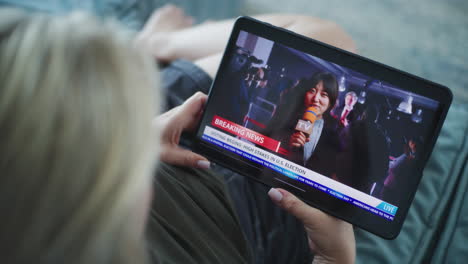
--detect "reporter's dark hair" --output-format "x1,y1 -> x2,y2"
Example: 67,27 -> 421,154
292,72 -> 339,116
305,72 -> 338,111
267,72 -> 339,133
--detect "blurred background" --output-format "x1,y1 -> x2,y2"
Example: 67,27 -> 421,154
243,0 -> 468,104
2,0 -> 466,104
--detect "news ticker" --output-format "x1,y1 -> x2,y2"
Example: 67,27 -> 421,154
202,124 -> 398,221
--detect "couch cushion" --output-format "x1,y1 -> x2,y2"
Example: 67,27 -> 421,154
356,103 -> 468,263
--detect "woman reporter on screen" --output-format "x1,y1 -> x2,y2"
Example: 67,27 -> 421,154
273,72 -> 340,178
288,73 -> 339,147
0,9 -> 354,264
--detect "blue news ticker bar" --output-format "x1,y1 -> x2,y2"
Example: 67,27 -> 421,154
202,134 -> 396,221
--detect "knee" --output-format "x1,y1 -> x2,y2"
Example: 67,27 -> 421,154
256,14 -> 357,53
291,15 -> 357,53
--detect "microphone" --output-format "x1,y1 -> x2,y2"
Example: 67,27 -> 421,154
295,107 -> 319,136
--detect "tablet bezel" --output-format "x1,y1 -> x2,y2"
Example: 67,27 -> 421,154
193,16 -> 452,239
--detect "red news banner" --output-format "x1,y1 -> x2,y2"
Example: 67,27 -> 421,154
211,115 -> 282,152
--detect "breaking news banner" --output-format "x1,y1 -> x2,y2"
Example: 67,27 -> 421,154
202,124 -> 399,221
211,115 -> 282,152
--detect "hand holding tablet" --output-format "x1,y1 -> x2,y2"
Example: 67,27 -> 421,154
268,188 -> 356,263
193,16 -> 452,239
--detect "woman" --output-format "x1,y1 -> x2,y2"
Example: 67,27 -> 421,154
0,9 -> 158,263
0,8 -> 354,264
271,72 -> 340,178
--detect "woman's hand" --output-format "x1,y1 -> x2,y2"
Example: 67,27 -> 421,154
154,92 -> 210,169
268,188 -> 355,264
289,131 -> 309,148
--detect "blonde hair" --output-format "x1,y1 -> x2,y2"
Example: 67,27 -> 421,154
0,8 -> 159,263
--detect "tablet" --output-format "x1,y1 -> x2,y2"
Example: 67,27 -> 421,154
193,16 -> 452,239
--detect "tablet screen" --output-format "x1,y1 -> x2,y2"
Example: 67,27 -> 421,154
194,17 -> 450,238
